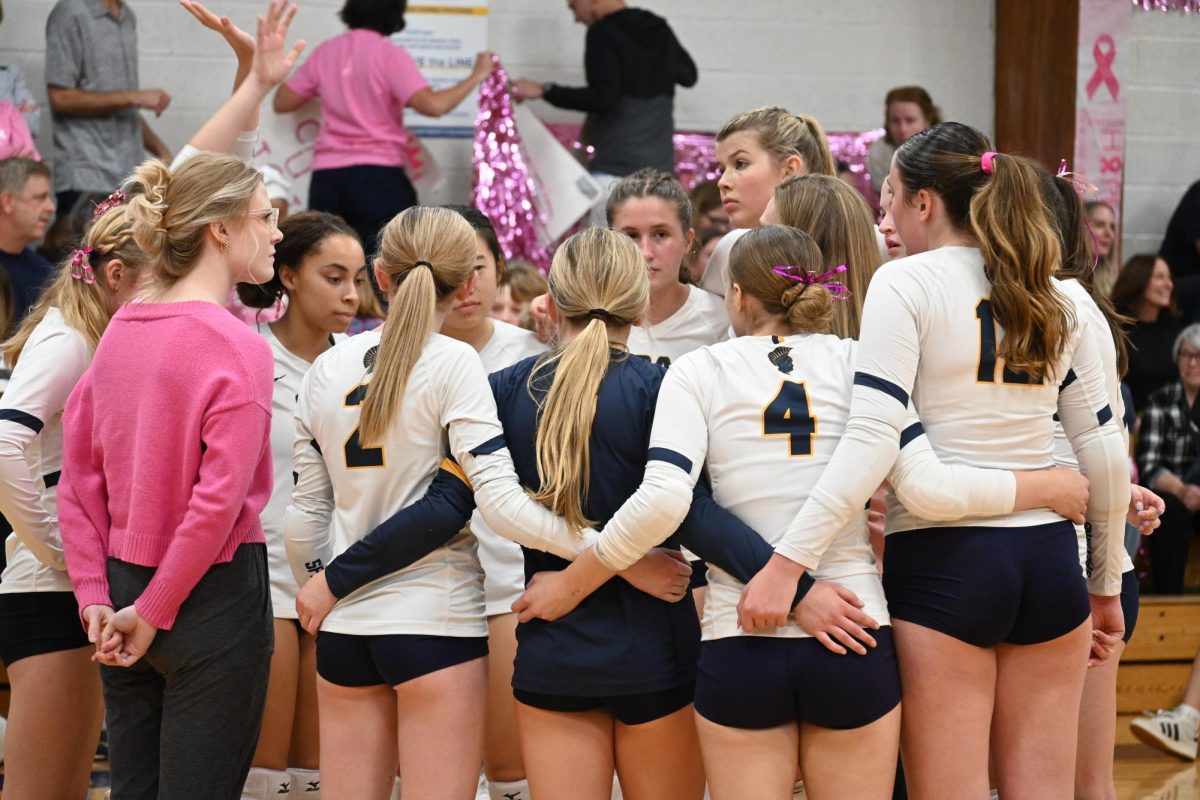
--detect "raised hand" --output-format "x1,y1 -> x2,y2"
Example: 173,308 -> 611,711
253,0 -> 306,89
179,0 -> 255,64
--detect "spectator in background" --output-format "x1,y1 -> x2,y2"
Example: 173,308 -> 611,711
1113,254 -> 1182,413
0,158 -> 54,334
274,0 -> 493,253
866,85 -> 941,194
1161,179 -> 1200,283
1136,324 -> 1200,594
44,0 -> 172,221
491,260 -> 547,334
513,0 -> 697,225
691,227 -> 724,285
689,180 -> 729,232
1086,200 -> 1118,296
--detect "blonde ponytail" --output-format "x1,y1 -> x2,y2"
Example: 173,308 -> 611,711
531,228 -> 648,534
358,207 -> 476,445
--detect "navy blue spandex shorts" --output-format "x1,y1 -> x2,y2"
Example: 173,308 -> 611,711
882,521 -> 1091,647
694,628 -> 901,730
316,632 -> 487,687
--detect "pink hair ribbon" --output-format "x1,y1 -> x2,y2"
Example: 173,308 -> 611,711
1056,159 -> 1099,197
772,264 -> 851,299
981,151 -> 999,175
91,188 -> 127,222
69,246 -> 96,285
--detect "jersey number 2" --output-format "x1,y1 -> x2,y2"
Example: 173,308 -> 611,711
344,385 -> 385,469
975,299 -> 1037,385
763,382 -> 816,456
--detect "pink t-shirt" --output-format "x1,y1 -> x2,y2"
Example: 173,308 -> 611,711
286,29 -> 430,171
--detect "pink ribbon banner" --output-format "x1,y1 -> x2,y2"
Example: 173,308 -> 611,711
1075,0 -> 1131,223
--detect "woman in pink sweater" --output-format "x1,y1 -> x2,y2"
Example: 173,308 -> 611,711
59,152 -> 283,800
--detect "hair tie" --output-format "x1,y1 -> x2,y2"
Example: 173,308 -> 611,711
772,264 -> 851,299
1055,158 -> 1099,198
413,260 -> 433,270
91,188 -> 127,222
585,308 -> 621,324
69,247 -> 96,285
980,151 -> 999,175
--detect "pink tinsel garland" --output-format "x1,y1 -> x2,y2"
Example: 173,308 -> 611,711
1132,0 -> 1199,11
471,56 -> 551,269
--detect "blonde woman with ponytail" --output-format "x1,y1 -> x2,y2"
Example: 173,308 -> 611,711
736,122 -> 1132,799
57,153 -> 284,800
283,207 -> 620,800
0,202 -> 145,800
699,106 -> 837,297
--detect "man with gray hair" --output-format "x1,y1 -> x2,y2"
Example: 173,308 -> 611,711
0,158 -> 54,334
44,0 -> 171,218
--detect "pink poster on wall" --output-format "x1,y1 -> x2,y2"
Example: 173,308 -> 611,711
1075,0 -> 1131,222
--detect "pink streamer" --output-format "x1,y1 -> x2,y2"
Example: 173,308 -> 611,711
1132,0 -> 1198,11
471,56 -> 552,270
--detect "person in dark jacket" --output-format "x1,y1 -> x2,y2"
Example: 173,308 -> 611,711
514,0 -> 696,223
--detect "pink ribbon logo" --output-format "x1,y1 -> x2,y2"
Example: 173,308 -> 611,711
1086,34 -> 1119,101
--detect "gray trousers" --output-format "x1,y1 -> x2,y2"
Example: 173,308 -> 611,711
102,544 -> 274,800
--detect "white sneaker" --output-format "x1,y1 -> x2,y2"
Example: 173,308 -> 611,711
1131,705 -> 1200,760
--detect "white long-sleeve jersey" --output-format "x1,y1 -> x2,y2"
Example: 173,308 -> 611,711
0,308 -> 93,593
283,330 -> 591,636
774,247 -> 1130,597
626,284 -> 729,368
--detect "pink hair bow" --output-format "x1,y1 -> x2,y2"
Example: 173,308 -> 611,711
1056,159 -> 1099,197
91,188 -> 127,222
69,246 -> 96,284
772,264 -> 851,299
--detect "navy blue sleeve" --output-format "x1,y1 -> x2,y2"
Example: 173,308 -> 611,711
679,474 -> 813,607
323,465 -> 477,599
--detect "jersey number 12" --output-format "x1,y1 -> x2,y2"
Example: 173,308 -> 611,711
763,382 -> 816,456
976,299 -> 1038,385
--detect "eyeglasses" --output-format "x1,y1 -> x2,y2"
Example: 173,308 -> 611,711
248,207 -> 280,232
1179,350 -> 1200,364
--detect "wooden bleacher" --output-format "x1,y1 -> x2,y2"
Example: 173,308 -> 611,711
1117,594 -> 1200,746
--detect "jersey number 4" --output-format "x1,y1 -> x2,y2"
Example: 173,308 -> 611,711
975,299 -> 1038,385
344,385 -> 385,469
763,382 -> 816,456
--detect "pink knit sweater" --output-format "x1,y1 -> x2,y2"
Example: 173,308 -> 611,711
59,301 -> 273,630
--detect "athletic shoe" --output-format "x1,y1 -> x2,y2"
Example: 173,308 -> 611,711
1131,705 -> 1200,760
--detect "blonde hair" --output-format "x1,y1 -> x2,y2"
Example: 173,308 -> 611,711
531,228 -> 648,533
3,204 -> 149,366
125,154 -> 264,290
772,175 -> 882,339
717,107 -> 836,177
358,206 -> 476,445
728,225 -> 834,335
895,123 -> 1072,381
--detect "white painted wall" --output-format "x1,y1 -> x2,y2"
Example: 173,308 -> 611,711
1122,9 -> 1200,260
2,0 -> 994,205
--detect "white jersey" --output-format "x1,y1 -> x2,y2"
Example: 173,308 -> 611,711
257,323 -> 345,619
627,285 -> 729,368
649,334 -> 889,640
285,330 -> 588,637
774,246 -> 1130,596
471,320 -> 548,615
1050,279 -> 1135,574
0,309 -> 92,594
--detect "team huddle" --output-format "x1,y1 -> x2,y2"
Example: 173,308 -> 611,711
0,5 -> 1169,800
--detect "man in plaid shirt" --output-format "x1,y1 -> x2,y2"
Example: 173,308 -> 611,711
1137,323 -> 1200,593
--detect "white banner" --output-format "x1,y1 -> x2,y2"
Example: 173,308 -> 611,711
392,2 -> 490,138
1075,0 -> 1130,222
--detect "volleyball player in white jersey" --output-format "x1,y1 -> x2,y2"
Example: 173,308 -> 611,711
284,207 -> 596,800
738,123 -> 1132,799
234,211 -> 367,800
0,206 -> 145,800
610,170 -> 728,369
1037,172 -> 1164,799
699,107 -> 836,298
440,205 -> 545,800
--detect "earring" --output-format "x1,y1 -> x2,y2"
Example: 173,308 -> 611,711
221,239 -> 230,253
